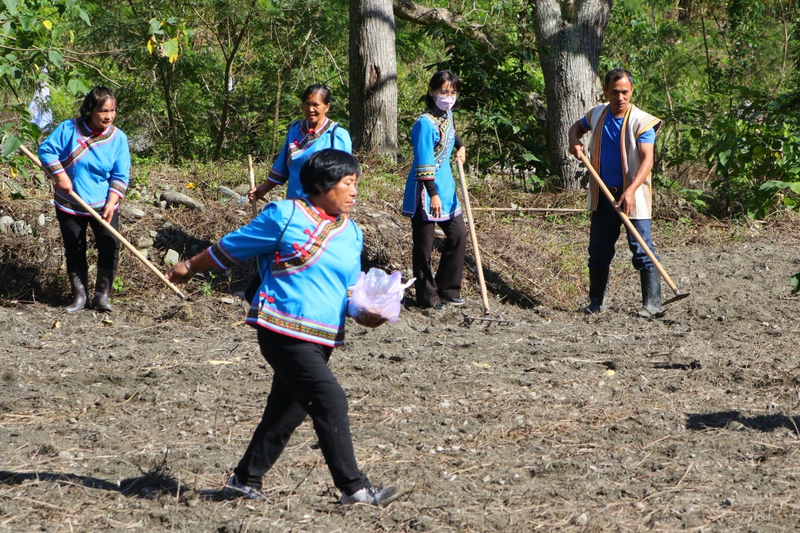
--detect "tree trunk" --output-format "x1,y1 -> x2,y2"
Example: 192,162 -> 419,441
158,60 -> 179,162
349,0 -> 398,159
531,0 -> 611,191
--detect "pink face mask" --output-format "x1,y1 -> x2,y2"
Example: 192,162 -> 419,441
435,94 -> 457,111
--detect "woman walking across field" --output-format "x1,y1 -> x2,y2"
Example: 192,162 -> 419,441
167,149 -> 399,506
38,86 -> 131,313
402,70 -> 467,309
249,84 -> 352,202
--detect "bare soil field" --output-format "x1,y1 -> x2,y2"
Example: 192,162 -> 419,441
2,178 -> 800,532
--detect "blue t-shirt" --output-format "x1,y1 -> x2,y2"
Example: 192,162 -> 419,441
581,114 -> 655,187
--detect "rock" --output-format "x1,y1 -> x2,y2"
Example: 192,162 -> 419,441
572,513 -> 589,526
233,184 -> 251,195
38,214 -> 46,226
217,186 -> 247,203
164,249 -> 181,267
137,235 -> 155,249
120,204 -> 145,219
11,220 -> 30,236
160,190 -> 204,210
0,216 -> 13,234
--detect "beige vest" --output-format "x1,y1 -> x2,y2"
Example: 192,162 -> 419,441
586,103 -> 662,220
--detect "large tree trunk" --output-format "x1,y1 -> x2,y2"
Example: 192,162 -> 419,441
532,0 -> 611,191
349,0 -> 398,159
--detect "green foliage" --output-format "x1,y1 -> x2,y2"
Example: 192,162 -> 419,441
112,275 -> 129,292
0,0 -> 92,169
693,92 -> 800,217
792,272 -> 800,295
424,1 -> 549,189
200,271 -> 215,297
602,0 -> 799,218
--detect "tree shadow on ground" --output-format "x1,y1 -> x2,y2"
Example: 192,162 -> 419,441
686,410 -> 800,435
0,468 -> 212,500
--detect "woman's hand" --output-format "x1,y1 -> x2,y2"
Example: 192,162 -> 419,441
429,195 -> 442,218
455,146 -> 466,163
166,260 -> 194,284
55,175 -> 73,195
353,310 -> 388,328
102,196 -> 119,223
248,182 -> 275,202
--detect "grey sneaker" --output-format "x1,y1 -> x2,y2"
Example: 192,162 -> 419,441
221,475 -> 265,500
341,485 -> 401,506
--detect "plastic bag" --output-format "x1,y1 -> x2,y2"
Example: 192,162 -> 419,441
348,268 -> 415,323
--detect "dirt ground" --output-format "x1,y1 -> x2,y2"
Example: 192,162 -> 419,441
2,184 -> 800,531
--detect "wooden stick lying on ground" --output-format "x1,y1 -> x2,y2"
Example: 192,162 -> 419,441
19,144 -> 187,301
473,207 -> 584,213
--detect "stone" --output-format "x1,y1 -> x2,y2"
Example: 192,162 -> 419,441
0,216 -> 13,234
137,235 -> 155,249
164,249 -> 181,267
11,220 -> 30,236
120,204 -> 145,219
38,214 -> 46,226
160,190 -> 204,210
217,186 -> 247,203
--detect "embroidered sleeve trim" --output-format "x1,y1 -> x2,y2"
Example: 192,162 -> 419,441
43,160 -> 66,175
209,243 -> 237,271
268,168 -> 288,184
110,179 -> 127,198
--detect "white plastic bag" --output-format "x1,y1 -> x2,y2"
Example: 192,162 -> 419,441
348,268 -> 415,323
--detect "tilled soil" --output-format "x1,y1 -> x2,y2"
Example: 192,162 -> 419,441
2,222 -> 800,531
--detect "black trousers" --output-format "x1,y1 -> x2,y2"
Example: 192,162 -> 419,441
411,210 -> 466,307
56,208 -> 120,273
233,328 -> 370,495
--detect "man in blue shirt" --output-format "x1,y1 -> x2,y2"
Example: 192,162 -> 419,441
568,69 -> 663,316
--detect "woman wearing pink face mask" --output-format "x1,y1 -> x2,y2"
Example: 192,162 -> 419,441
402,70 -> 467,309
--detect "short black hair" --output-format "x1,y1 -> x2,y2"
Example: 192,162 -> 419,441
300,149 -> 360,195
425,70 -> 461,110
604,68 -> 635,87
301,84 -> 331,105
80,86 -> 116,123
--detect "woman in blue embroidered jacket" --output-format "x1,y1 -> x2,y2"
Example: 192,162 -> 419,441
167,150 -> 399,506
248,84 -> 352,202
38,86 -> 131,313
402,70 -> 467,309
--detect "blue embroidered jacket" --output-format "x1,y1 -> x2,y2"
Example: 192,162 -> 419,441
38,118 -> 131,216
267,119 -> 352,199
402,110 -> 462,221
209,198 -> 362,347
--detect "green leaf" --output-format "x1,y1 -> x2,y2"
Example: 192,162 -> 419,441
48,49 -> 62,68
162,38 -> 180,63
521,153 -> 541,163
67,78 -> 89,95
2,134 -> 23,158
760,180 -> 800,194
78,8 -> 90,26
2,0 -> 17,15
792,272 -> 800,295
690,128 -> 702,139
718,151 -> 729,166
148,18 -> 162,35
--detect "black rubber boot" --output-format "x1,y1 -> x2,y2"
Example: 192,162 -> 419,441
92,268 -> 114,312
66,271 -> 88,313
639,268 -> 662,317
583,267 -> 609,314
